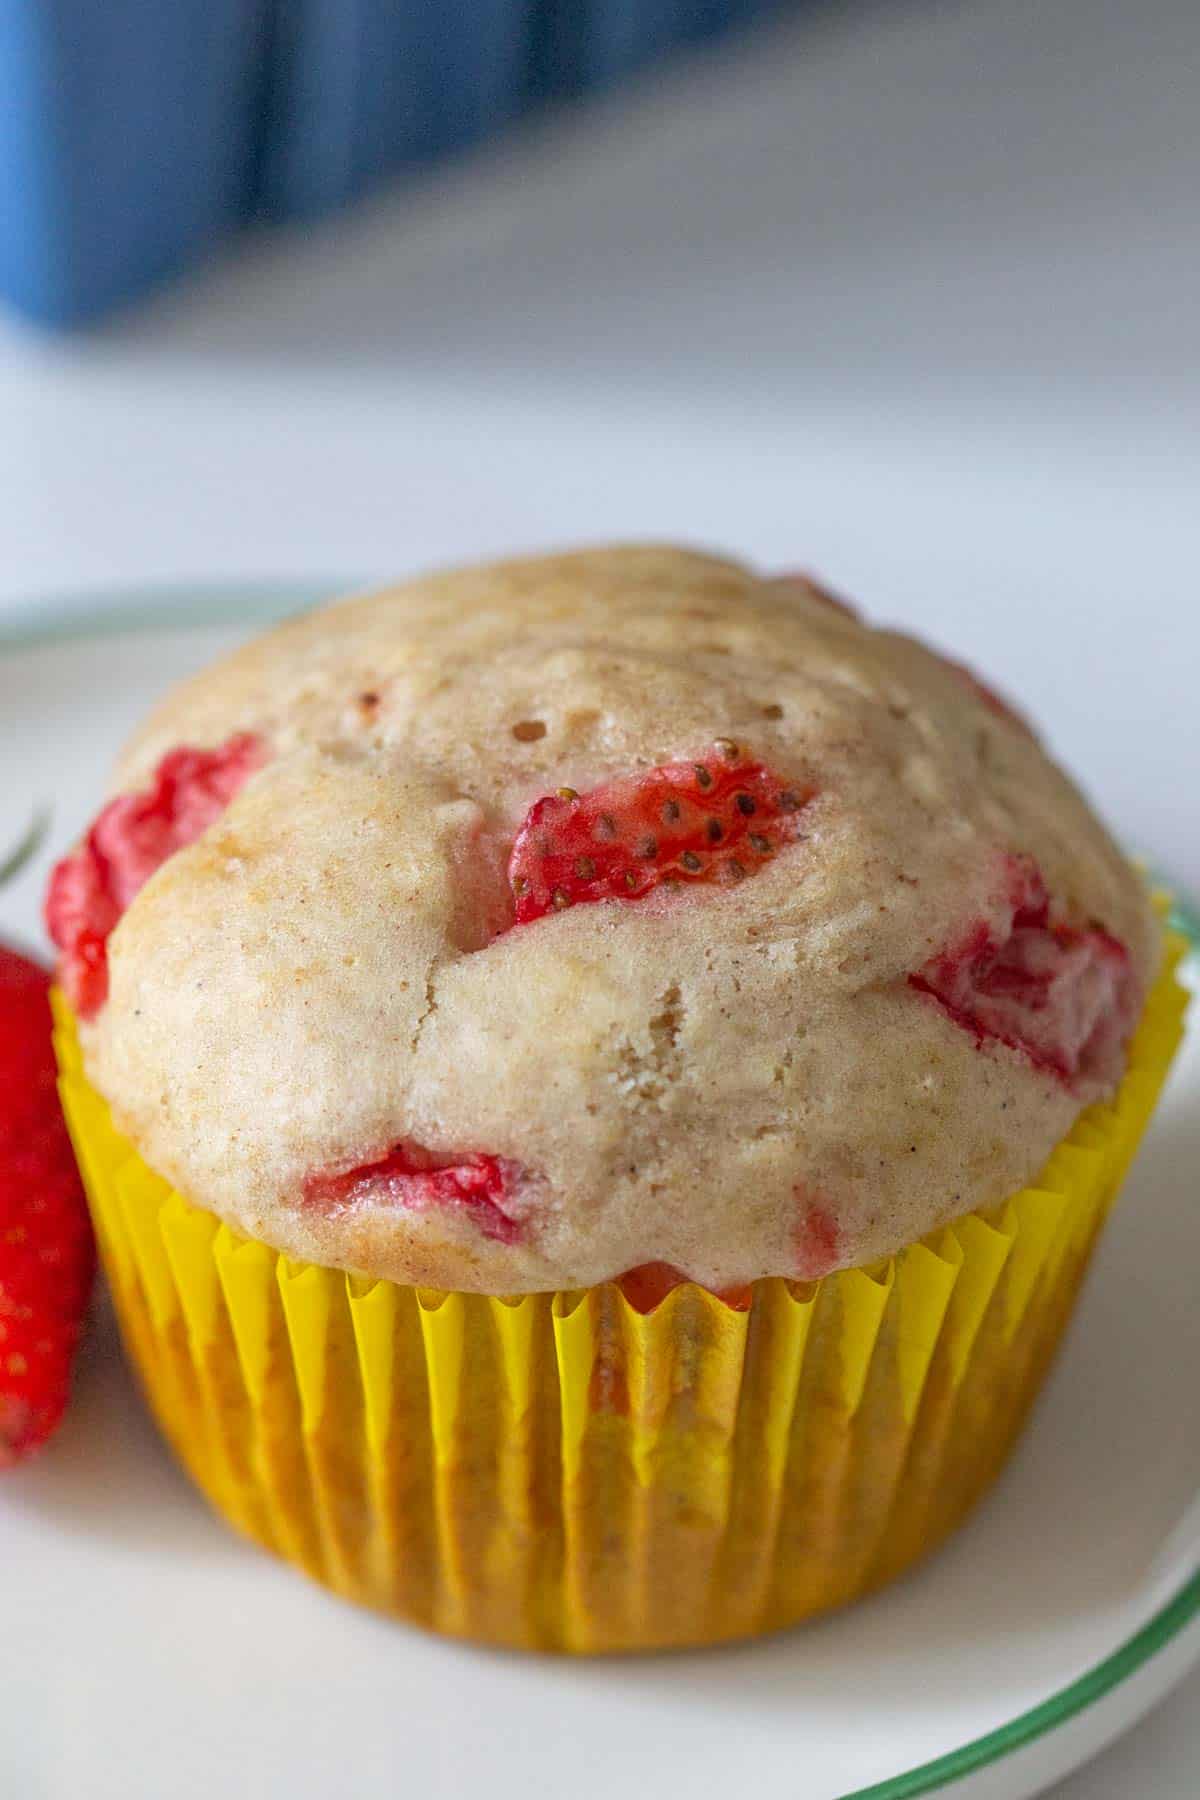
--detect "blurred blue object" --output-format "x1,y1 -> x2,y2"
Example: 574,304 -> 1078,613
0,0 -> 269,325
0,0 -> 787,324
259,0 -> 783,218
258,0 -> 535,218
580,0 -> 742,83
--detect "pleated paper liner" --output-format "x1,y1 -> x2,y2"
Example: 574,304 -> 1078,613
52,925 -> 1189,1653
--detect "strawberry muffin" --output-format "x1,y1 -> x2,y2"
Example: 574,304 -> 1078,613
48,547 -> 1186,1650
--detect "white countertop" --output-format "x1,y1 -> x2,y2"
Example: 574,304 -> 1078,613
0,0 -> 1196,1790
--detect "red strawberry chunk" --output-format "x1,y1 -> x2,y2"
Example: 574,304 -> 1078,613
618,1262 -> 754,1313
304,1142 -> 524,1244
45,732 -> 265,1019
508,746 -> 814,925
767,571 -> 861,619
795,1198 -> 842,1280
910,855 -> 1132,1083
0,945 -> 94,1469
936,653 -> 1035,737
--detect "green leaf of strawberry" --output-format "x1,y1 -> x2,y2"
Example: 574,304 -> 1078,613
0,807 -> 51,890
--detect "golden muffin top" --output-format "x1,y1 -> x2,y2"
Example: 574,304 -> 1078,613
52,547 -> 1156,1291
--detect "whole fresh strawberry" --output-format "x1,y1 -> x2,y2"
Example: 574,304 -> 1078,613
0,942 -> 94,1468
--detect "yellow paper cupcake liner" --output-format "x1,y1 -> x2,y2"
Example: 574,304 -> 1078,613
52,926 -> 1189,1653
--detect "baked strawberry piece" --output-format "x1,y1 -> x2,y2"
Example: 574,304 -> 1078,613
508,743 -> 814,924
767,571 -> 861,619
795,1198 -> 842,1280
305,1143 -> 524,1244
910,855 -> 1132,1084
45,732 -> 264,1018
934,652 -> 1034,737
0,944 -> 94,1468
618,1262 -> 753,1312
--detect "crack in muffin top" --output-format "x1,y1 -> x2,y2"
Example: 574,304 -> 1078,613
59,546 -> 1158,1291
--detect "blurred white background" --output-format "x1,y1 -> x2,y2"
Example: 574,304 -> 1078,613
0,0 -> 1197,1789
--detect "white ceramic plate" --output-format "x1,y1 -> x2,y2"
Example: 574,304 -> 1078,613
1,588 -> 1198,1800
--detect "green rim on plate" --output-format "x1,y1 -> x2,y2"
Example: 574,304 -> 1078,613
2,581 -> 1197,1800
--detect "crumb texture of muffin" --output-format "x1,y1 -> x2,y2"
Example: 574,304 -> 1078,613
53,547 -> 1159,1291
